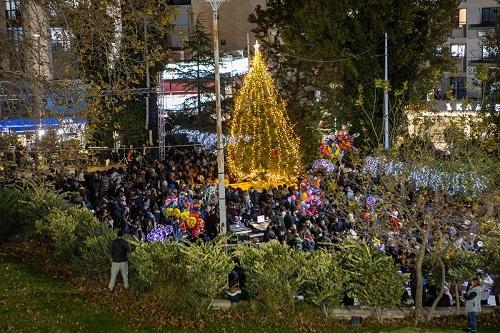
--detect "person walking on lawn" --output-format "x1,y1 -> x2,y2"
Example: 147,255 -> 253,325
109,230 -> 131,292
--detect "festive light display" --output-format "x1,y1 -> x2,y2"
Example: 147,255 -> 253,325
174,127 -> 220,150
362,156 -> 487,196
227,43 -> 301,183
174,127 -> 251,151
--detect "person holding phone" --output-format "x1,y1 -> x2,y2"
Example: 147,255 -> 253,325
463,277 -> 482,333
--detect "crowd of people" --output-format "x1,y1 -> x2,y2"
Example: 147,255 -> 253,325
3,144 -> 498,316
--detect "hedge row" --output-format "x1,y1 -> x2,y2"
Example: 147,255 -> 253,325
0,181 -> 405,315
131,239 -> 405,314
0,181 -> 115,276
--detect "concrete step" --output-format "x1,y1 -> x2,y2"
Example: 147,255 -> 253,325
210,298 -> 232,310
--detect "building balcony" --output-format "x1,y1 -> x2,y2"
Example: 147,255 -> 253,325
468,58 -> 495,65
167,0 -> 192,4
469,21 -> 497,28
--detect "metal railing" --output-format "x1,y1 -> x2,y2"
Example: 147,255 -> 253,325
0,143 -> 205,170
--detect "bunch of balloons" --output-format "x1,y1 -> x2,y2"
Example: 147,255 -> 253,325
164,193 -> 205,239
311,159 -> 335,174
320,130 -> 354,160
146,224 -> 174,242
296,175 -> 324,216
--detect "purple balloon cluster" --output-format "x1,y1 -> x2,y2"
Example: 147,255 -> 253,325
311,159 -> 335,174
366,195 -> 377,208
146,224 -> 174,242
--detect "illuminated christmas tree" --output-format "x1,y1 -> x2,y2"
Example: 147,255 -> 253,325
227,42 -> 301,183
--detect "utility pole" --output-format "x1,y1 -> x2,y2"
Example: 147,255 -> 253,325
206,0 -> 228,235
384,32 -> 389,150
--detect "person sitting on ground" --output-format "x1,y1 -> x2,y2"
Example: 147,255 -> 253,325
227,259 -> 244,303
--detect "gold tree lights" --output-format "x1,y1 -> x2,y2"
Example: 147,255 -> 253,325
227,42 -> 301,183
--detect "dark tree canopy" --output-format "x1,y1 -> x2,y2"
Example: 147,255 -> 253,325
250,0 -> 458,159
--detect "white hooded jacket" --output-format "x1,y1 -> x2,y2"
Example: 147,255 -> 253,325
465,285 -> 482,313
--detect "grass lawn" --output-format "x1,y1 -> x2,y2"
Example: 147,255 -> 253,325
0,252 -> 498,333
0,253 -> 145,333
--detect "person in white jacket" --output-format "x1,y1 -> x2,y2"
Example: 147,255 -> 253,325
464,277 -> 482,333
477,270 -> 493,305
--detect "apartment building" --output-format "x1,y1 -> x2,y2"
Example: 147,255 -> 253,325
1,0 -> 83,137
408,1 -> 500,149
440,0 -> 499,100
161,0 -> 262,110
0,0 -> 56,80
168,0 -> 265,57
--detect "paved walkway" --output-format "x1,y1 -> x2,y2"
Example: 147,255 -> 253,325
211,298 -> 499,320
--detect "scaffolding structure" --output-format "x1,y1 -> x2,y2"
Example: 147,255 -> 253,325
157,83 -> 167,161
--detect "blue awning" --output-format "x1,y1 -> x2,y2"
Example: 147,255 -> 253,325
0,118 -> 86,133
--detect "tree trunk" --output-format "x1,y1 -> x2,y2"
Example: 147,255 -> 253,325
415,225 -> 431,322
427,254 -> 446,322
455,281 -> 461,315
197,61 -> 201,114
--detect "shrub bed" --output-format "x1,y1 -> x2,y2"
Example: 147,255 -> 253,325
1,179 -> 406,316
130,238 -> 233,315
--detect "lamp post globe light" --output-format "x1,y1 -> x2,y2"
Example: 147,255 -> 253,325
200,0 -> 230,235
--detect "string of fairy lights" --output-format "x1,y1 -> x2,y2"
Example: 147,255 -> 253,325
226,42 -> 301,183
362,156 -> 488,196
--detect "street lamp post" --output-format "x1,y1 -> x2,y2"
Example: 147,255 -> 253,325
205,0 -> 229,235
384,32 -> 389,150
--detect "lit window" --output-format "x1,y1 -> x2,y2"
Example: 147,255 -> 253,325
458,8 -> 467,27
450,44 -> 466,58
5,0 -> 21,21
6,26 -> 23,51
6,26 -> 23,42
51,28 -> 70,50
482,45 -> 497,59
